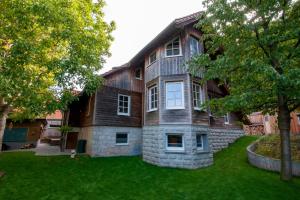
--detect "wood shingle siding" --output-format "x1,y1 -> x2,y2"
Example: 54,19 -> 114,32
94,86 -> 142,127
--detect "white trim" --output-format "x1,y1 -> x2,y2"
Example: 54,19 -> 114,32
148,51 -> 157,66
165,134 -> 185,151
189,35 -> 200,57
165,37 -> 182,57
224,113 -> 230,124
117,94 -> 131,116
135,68 -> 142,80
193,82 -> 205,111
147,85 -> 158,112
196,134 -> 204,151
165,81 -> 185,110
115,133 -> 129,145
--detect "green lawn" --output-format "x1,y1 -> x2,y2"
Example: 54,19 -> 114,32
0,136 -> 299,200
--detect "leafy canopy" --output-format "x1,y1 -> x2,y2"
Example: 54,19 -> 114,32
189,0 -> 300,115
0,0 -> 115,118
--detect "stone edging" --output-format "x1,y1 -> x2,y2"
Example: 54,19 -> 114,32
247,139 -> 300,176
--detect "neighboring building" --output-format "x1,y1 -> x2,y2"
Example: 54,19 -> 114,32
2,110 -> 63,151
65,12 -> 244,169
244,112 -> 300,135
3,119 -> 46,150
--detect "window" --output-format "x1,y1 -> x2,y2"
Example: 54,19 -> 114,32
166,134 -> 184,151
148,85 -> 158,111
190,36 -> 200,56
118,94 -> 131,116
196,134 -> 204,150
149,51 -> 157,65
193,83 -> 205,110
297,114 -> 300,125
166,82 -> 184,109
264,115 -> 269,122
165,37 -> 181,57
116,133 -> 128,145
135,68 -> 142,80
224,113 -> 230,124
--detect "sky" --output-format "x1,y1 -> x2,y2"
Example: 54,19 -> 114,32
101,0 -> 203,73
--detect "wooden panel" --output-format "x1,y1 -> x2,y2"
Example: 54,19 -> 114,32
160,56 -> 186,76
66,132 -> 78,149
105,70 -> 131,91
145,61 -> 159,83
68,94 -> 95,127
94,86 -> 142,127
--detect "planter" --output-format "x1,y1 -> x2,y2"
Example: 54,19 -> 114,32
247,140 -> 300,176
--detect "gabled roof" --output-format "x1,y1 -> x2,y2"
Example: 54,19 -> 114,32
102,11 -> 203,77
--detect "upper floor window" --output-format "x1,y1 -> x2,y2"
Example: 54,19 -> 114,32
224,113 -> 230,124
193,83 -> 205,110
149,51 -> 157,65
166,82 -> 184,109
148,85 -> 158,112
190,36 -> 200,56
165,37 -> 181,57
135,68 -> 142,80
118,94 -> 131,116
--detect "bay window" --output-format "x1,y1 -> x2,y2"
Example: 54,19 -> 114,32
166,82 -> 184,109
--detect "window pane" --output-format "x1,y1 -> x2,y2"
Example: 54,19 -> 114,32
196,135 -> 203,148
116,133 -> 128,144
173,48 -> 180,55
167,135 -> 182,147
190,37 -> 199,56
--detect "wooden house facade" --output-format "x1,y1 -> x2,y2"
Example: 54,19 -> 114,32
66,12 -> 244,169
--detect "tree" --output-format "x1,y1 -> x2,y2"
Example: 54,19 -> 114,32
0,0 -> 115,150
189,0 -> 300,181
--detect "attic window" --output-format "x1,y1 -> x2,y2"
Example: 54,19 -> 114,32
165,37 -> 181,57
149,51 -> 157,65
135,68 -> 142,80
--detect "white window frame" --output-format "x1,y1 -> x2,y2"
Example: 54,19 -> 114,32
148,51 -> 157,66
190,35 -> 200,57
148,85 -> 158,112
196,134 -> 204,151
297,114 -> 300,125
166,134 -> 184,151
193,82 -> 205,110
115,133 -> 128,145
135,68 -> 142,80
224,113 -> 230,124
117,94 -> 131,116
165,37 -> 182,57
165,81 -> 185,110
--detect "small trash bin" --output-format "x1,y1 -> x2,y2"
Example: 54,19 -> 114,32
76,140 -> 86,153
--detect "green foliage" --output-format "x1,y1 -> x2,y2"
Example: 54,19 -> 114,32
0,137 -> 300,199
59,125 -> 72,135
0,0 -> 115,118
189,0 -> 300,115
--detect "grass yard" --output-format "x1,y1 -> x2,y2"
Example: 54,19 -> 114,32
0,136 -> 299,200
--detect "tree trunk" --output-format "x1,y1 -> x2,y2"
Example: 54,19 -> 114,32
0,108 -> 9,152
278,94 -> 292,181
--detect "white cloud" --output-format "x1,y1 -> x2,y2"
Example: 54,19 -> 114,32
101,0 -> 203,73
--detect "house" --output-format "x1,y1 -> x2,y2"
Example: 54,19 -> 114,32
244,112 -> 300,135
65,12 -> 244,169
3,118 -> 46,150
2,110 -> 63,151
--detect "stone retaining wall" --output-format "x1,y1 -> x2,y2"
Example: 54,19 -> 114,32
247,141 -> 300,176
209,128 -> 244,152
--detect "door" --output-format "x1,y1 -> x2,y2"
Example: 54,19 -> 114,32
66,132 -> 79,149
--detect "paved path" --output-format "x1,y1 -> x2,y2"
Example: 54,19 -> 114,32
35,140 -> 72,156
